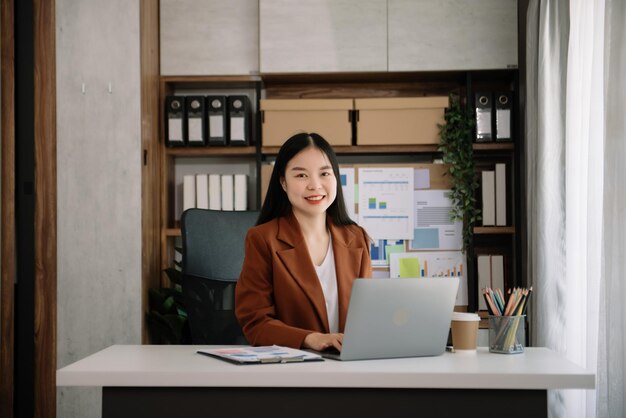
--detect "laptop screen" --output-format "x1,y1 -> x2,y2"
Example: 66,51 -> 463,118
333,277 -> 459,361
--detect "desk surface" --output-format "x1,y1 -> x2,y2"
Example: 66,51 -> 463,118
57,345 -> 594,390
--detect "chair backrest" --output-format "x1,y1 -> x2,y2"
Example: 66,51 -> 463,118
181,209 -> 259,344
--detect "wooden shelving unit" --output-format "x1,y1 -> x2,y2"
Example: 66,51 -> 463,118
166,146 -> 257,157
474,226 -> 516,234
152,70 -> 524,315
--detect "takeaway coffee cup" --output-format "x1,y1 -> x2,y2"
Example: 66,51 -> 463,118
450,312 -> 481,351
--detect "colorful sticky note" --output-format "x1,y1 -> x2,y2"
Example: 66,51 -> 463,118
399,258 -> 420,278
385,244 -> 405,264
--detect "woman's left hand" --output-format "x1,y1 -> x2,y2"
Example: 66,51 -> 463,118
302,332 -> 343,352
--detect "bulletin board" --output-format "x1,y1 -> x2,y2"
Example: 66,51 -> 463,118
340,163 -> 467,307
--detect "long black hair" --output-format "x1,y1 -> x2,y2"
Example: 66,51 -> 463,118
257,132 -> 355,227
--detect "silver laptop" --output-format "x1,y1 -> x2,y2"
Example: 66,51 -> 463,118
319,277 -> 459,361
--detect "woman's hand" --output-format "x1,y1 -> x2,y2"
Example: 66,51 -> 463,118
302,332 -> 343,352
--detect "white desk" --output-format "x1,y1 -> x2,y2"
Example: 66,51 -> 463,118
57,345 -> 594,418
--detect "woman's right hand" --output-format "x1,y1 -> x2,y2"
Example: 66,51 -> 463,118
302,332 -> 343,352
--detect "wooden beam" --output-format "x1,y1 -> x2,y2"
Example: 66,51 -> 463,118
0,0 -> 16,416
33,0 -> 57,416
140,0 -> 161,343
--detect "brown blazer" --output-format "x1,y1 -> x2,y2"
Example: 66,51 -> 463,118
235,213 -> 372,348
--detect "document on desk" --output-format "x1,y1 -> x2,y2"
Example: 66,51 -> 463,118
197,346 -> 323,365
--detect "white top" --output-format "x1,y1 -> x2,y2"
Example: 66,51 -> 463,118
57,345 -> 595,390
313,238 -> 338,333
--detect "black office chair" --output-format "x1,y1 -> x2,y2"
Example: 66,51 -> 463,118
181,208 -> 259,345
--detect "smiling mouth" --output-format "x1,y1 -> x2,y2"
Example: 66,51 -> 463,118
305,195 -> 325,201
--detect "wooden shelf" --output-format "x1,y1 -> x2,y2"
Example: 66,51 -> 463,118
262,144 -> 440,155
261,71 -> 469,85
163,228 -> 181,238
472,142 -> 514,151
166,146 -> 257,157
478,311 -> 491,329
261,143 -> 511,155
152,68 -> 525,319
161,75 -> 261,89
474,226 -> 515,234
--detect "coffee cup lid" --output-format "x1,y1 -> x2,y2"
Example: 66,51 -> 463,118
451,312 -> 481,321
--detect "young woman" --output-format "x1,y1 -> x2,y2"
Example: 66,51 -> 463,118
235,133 -> 372,352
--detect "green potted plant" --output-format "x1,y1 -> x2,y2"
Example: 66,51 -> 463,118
147,267 -> 190,344
438,95 -> 480,252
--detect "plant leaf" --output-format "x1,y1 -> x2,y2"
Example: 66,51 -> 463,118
438,94 -> 480,252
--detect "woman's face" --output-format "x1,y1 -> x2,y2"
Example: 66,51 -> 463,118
280,146 -> 337,220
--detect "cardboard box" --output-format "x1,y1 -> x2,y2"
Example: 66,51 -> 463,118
355,97 -> 449,145
261,99 -> 353,147
260,162 -> 274,204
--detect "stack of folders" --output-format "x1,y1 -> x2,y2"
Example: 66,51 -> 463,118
481,163 -> 506,226
183,174 -> 248,212
477,255 -> 505,311
474,91 -> 513,142
165,95 -> 251,147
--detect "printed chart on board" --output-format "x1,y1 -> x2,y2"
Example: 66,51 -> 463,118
358,167 -> 414,240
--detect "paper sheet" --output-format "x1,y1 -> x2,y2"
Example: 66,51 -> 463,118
389,251 -> 468,305
370,240 -> 405,267
411,190 -> 462,250
339,167 -> 357,222
414,168 -> 431,189
358,167 -> 414,239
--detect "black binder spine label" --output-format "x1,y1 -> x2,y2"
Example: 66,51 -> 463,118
495,92 -> 513,142
228,95 -> 250,146
474,91 -> 493,143
186,96 -> 207,146
206,95 -> 227,146
165,96 -> 186,147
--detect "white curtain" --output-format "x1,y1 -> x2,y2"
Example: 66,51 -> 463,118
526,1 -> 570,414
527,0 -> 626,417
597,0 -> 626,416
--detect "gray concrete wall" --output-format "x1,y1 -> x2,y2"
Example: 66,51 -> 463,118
56,1 -> 142,417
160,0 -> 259,75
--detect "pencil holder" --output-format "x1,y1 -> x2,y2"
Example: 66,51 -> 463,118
488,315 -> 525,354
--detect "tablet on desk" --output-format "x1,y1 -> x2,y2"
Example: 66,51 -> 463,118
314,277 -> 459,361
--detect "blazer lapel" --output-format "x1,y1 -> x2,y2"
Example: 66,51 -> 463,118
329,221 -> 363,331
276,215 -> 329,332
